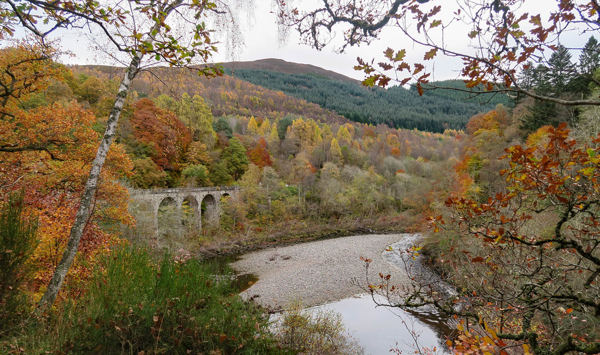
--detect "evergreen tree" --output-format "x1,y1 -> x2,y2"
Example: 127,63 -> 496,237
571,36 -> 600,95
521,46 -> 576,133
213,116 -> 233,138
580,36 -> 600,77
0,192 -> 38,326
277,115 -> 294,140
548,44 -> 576,95
521,100 -> 559,133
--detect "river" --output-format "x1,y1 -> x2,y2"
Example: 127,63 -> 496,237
226,233 -> 453,354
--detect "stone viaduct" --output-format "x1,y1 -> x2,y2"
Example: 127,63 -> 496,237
129,186 -> 240,231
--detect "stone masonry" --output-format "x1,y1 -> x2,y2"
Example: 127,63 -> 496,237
129,186 -> 240,232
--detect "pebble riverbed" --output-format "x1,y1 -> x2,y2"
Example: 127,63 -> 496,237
230,234 -> 413,309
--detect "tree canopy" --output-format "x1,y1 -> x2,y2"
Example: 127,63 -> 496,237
279,0 -> 600,105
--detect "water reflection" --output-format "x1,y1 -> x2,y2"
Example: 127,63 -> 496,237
215,234 -> 454,353
203,254 -> 258,292
309,294 -> 449,355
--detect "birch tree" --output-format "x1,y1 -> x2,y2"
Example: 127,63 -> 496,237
1,0 -> 247,308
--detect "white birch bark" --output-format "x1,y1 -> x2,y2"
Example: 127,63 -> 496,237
37,0 -> 184,307
38,54 -> 142,308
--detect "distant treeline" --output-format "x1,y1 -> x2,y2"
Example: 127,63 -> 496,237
228,69 -> 514,132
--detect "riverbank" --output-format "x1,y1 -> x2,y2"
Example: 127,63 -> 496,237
195,213 -> 420,259
230,233 -> 413,309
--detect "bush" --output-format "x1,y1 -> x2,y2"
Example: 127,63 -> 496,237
273,301 -> 364,355
0,192 -> 38,329
36,247 -> 284,354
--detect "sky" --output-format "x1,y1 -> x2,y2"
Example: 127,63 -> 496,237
56,0 -> 470,81
56,0 -> 592,82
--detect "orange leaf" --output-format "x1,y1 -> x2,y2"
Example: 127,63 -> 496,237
424,48 -> 438,60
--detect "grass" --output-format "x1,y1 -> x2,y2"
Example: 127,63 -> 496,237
1,247 -> 288,354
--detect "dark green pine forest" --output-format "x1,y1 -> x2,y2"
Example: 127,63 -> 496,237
228,69 -> 514,132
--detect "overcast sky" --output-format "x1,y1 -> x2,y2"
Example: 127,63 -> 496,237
57,0 -> 591,82
57,0 -> 470,81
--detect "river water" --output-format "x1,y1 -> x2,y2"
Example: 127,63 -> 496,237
308,234 -> 453,354
219,234 -> 453,354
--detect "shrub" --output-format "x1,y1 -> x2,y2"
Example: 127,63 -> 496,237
52,247 -> 284,354
273,301 -> 364,355
0,192 -> 38,329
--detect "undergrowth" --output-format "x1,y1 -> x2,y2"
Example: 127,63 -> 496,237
1,247 -> 287,354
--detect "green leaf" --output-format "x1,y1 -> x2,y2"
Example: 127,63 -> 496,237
587,148 -> 596,158
394,49 -> 406,62
362,76 -> 378,87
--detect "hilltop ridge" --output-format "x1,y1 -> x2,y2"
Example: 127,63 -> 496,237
218,58 -> 359,84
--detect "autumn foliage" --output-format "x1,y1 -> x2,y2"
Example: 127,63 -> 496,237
0,46 -> 133,298
247,137 -> 273,168
430,123 -> 600,354
131,98 -> 192,171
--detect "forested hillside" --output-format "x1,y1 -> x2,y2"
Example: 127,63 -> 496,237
0,45 -> 466,352
67,65 -> 464,236
228,68 -> 514,132
5,0 -> 600,353
219,58 -> 358,83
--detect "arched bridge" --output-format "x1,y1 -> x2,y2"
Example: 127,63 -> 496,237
130,186 -> 240,231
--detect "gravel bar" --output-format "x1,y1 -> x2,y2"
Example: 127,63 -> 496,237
230,234 -> 412,310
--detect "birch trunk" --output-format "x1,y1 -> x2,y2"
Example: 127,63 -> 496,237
37,0 -> 186,308
37,54 -> 142,308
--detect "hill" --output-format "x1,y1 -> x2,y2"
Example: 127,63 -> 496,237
228,68 -> 514,132
78,62 -> 513,133
219,58 -> 358,84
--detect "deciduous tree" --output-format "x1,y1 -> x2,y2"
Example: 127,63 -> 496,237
377,124 -> 600,354
222,137 -> 249,180
3,0 -> 246,307
280,0 -> 600,106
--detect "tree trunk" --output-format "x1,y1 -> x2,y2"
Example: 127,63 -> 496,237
37,0 -> 185,309
37,54 -> 141,308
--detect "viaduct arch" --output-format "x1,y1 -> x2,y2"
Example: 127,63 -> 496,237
130,186 -> 240,232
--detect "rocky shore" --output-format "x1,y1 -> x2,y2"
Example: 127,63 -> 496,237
231,234 -> 413,309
